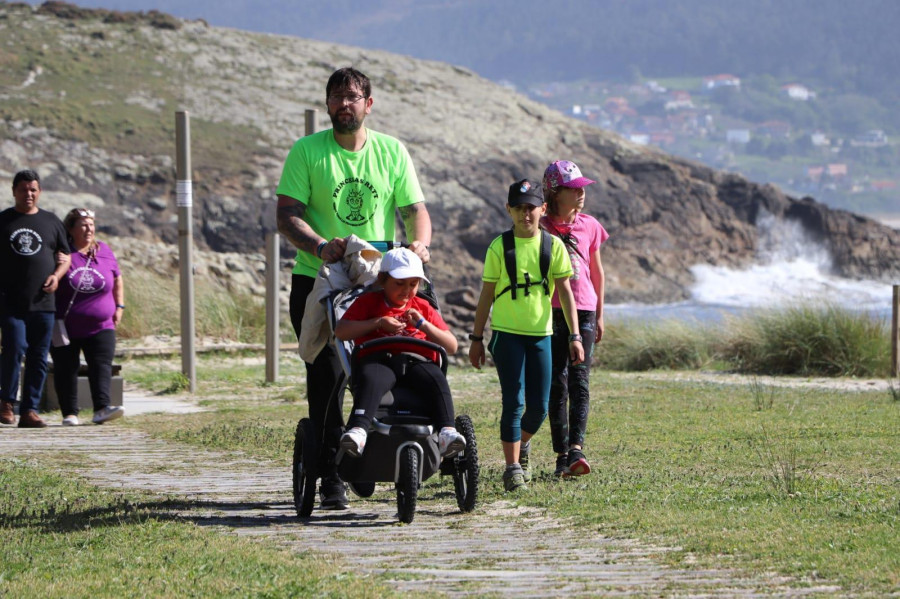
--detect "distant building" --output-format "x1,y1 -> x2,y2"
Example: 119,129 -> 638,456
726,129 -> 751,144
628,133 -> 650,145
781,83 -> 815,101
810,131 -> 830,146
807,163 -> 848,185
850,130 -> 888,147
702,74 -> 741,91
665,90 -> 694,111
645,80 -> 667,93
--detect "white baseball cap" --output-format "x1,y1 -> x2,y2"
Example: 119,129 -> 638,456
380,248 -> 430,283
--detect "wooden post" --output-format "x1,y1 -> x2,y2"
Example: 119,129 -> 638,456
265,108 -> 318,382
175,111 -> 196,393
892,284 -> 899,378
264,231 -> 280,383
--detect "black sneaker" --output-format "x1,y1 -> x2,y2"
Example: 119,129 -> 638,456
564,449 -> 591,477
519,440 -> 532,483
554,454 -> 569,477
319,476 -> 349,510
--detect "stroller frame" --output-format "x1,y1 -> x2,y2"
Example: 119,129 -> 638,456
292,280 -> 479,523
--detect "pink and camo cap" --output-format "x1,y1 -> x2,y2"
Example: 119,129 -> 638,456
542,160 -> 596,195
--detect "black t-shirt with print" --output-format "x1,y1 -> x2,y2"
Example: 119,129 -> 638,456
0,207 -> 69,314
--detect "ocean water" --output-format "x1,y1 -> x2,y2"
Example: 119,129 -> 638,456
607,214 -> 897,324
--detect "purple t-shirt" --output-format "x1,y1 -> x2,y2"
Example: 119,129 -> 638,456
541,212 -> 609,311
55,240 -> 121,339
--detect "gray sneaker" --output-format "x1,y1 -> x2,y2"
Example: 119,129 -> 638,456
519,440 -> 532,483
502,463 -> 528,492
92,406 -> 124,424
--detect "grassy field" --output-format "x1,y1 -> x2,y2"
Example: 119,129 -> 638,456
7,351 -> 892,595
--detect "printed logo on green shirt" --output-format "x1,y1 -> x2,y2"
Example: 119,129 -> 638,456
332,177 -> 379,226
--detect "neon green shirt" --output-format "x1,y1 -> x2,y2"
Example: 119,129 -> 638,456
276,128 -> 425,277
483,232 -> 573,336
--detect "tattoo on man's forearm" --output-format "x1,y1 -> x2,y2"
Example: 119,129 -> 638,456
276,204 -> 317,252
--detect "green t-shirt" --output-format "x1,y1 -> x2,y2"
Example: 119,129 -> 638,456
483,232 -> 573,336
276,128 -> 425,277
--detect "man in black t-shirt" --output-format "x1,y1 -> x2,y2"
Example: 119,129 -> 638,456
0,170 -> 71,428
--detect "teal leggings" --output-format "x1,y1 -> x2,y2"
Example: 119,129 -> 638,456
488,330 -> 551,442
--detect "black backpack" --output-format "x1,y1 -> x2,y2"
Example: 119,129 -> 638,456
495,228 -> 552,300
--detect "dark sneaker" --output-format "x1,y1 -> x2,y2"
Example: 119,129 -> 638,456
554,454 -> 569,477
0,401 -> 15,425
519,440 -> 532,483
319,476 -> 349,510
18,410 -> 47,429
564,449 -> 591,477
502,463 -> 528,492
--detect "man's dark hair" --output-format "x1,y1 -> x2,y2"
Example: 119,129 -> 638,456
326,67 -> 371,99
12,169 -> 40,191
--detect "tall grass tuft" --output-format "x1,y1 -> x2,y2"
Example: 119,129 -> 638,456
752,424 -> 824,497
748,376 -> 775,410
118,269 -> 268,343
117,270 -> 266,343
719,304 -> 889,377
598,319 -> 712,371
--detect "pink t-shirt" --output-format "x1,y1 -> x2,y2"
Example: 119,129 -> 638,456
541,212 -> 609,311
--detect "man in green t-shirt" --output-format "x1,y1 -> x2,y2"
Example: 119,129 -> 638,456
276,67 -> 431,510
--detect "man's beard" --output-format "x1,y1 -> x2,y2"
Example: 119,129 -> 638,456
330,110 -> 362,134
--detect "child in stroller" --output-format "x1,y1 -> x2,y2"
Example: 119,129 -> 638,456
335,248 -> 466,458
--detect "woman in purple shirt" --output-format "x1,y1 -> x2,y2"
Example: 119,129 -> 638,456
50,208 -> 125,425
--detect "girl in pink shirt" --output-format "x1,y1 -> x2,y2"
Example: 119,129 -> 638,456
539,160 -> 609,477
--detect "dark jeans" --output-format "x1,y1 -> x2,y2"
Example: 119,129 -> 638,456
49,328 -> 116,416
290,274 -> 345,474
347,355 -> 454,431
488,330 -> 552,443
0,310 -> 54,413
549,309 -> 596,454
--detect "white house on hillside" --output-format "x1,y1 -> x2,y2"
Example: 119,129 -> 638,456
781,83 -> 816,101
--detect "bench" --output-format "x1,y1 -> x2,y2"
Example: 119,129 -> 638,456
40,363 -> 124,412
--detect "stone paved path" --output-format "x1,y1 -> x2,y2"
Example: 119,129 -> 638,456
4,425 -> 840,597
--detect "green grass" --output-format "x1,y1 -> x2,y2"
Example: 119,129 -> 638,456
111,353 -> 900,595
0,459 -> 390,598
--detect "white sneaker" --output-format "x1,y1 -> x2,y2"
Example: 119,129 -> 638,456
438,427 -> 466,457
62,415 -> 80,426
92,406 -> 124,424
340,427 -> 367,457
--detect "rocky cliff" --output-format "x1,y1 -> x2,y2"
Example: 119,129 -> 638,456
2,2 -> 898,328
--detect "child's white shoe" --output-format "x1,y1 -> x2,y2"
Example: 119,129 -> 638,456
438,427 -> 466,457
340,427 -> 367,457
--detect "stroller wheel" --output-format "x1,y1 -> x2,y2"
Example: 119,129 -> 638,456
348,481 -> 376,498
453,414 -> 479,512
396,445 -> 419,524
292,418 -> 318,518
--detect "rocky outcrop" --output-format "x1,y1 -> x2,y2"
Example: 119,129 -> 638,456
1,2 -> 898,315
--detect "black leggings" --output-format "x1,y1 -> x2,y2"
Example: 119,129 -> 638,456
49,328 -> 116,416
348,355 -> 454,431
548,309 -> 596,454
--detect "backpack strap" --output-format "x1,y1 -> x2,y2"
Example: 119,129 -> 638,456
539,229 -> 551,297
495,229 -> 553,300
502,229 -> 518,300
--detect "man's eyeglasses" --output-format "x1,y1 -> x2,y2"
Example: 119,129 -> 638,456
327,94 -> 366,105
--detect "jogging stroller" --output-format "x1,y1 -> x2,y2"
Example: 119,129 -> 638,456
292,247 -> 479,524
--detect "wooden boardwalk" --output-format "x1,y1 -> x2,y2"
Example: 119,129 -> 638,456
3,425 -> 840,597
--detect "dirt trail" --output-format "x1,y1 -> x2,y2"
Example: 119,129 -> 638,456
5,425 -> 839,597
